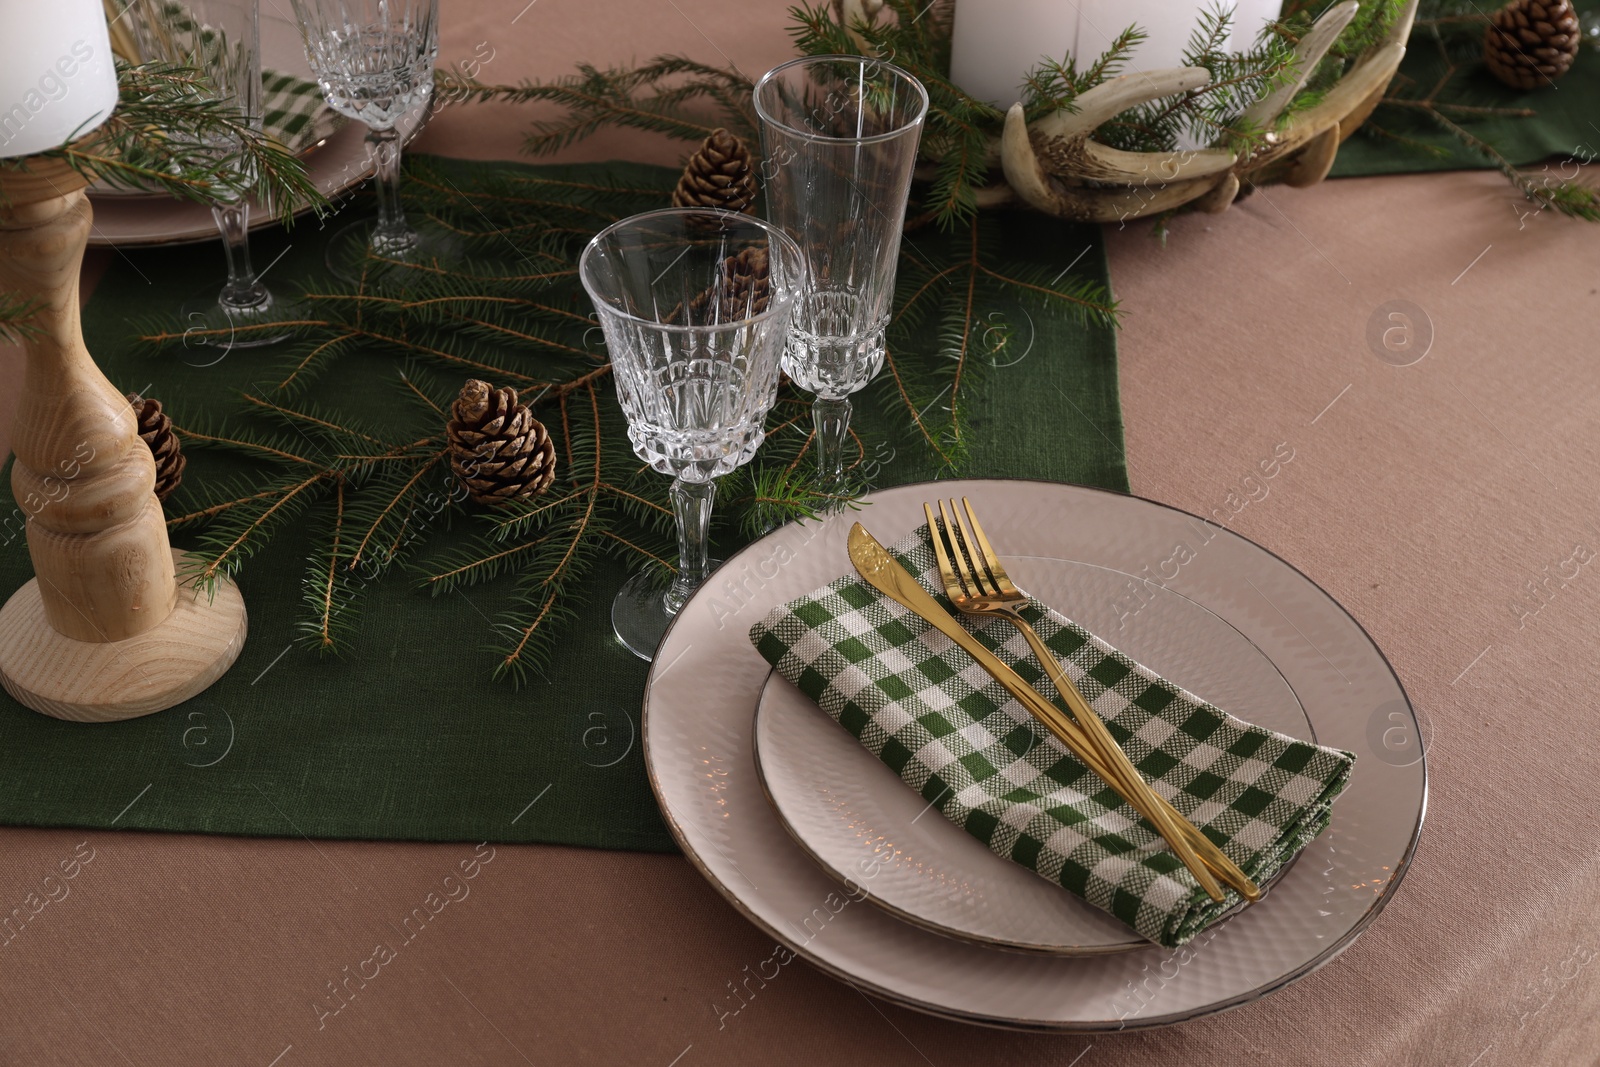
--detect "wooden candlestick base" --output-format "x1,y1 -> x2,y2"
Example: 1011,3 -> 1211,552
0,549 -> 247,721
0,155 -> 249,722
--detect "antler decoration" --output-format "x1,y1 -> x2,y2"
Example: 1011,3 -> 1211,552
997,0 -> 1418,221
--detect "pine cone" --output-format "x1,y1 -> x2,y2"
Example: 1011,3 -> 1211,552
709,246 -> 771,320
669,246 -> 772,326
671,129 -> 758,215
126,393 -> 186,502
1484,0 -> 1580,90
446,380 -> 558,506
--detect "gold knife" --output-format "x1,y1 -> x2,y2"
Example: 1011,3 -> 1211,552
847,522 -> 1259,902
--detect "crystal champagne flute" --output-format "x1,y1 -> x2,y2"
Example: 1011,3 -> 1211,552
753,56 -> 928,494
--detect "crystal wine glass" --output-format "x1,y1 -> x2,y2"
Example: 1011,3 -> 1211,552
288,0 -> 439,276
753,56 -> 928,494
117,0 -> 289,349
580,209 -> 804,659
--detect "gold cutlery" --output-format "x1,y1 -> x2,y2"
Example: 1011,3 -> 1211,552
927,498 -> 1256,902
847,521 -> 1259,902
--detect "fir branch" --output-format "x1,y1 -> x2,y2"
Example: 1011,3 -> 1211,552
600,482 -> 674,520
397,368 -> 448,418
598,528 -> 677,572
488,487 -> 589,538
729,465 -> 827,539
1398,102 -> 1600,220
173,424 -> 322,467
881,345 -> 953,465
974,261 -> 1120,321
179,470 -> 334,592
164,476 -> 293,527
239,393 -> 391,449
441,57 -> 757,155
5,61 -> 327,226
1368,12 -> 1600,222
947,219 -> 982,444
422,534 -> 555,591
491,380 -> 606,682
1083,6 -> 1297,155
1023,26 -> 1147,120
346,450 -> 450,569
300,474 -> 350,653
1279,0 -> 1407,60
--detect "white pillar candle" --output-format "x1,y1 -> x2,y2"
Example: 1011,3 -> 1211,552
0,0 -> 120,159
950,0 -> 1080,110
951,1 -> 1283,110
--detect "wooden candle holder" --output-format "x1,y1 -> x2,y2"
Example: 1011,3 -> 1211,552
0,158 -> 247,722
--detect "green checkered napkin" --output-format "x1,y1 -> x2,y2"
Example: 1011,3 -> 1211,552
261,70 -> 343,155
749,524 -> 1355,948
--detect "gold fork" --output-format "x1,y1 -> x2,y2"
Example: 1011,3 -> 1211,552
925,497 -> 1260,902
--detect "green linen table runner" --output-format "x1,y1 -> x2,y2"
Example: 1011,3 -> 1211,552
0,162 -> 1126,848
750,523 -> 1356,947
1,15 -> 1588,847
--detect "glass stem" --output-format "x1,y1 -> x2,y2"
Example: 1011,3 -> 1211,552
213,203 -> 268,312
369,126 -> 414,251
666,478 -> 716,614
812,395 -> 853,494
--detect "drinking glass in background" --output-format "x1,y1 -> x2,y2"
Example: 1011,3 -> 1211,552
580,209 -> 804,659
288,0 -> 439,276
115,0 -> 288,348
753,56 -> 928,493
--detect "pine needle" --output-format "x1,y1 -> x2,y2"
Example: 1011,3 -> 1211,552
2,61 -> 327,226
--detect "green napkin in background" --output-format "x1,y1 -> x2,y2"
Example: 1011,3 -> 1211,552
750,523 -> 1355,947
260,70 -> 343,154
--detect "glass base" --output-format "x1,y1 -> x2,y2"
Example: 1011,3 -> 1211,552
176,289 -> 302,353
324,218 -> 461,283
611,562 -> 723,661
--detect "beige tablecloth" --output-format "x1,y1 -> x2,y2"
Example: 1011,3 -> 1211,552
3,2 -> 1599,1063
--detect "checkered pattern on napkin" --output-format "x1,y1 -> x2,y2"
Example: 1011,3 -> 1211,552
749,524 -> 1356,948
261,70 -> 342,155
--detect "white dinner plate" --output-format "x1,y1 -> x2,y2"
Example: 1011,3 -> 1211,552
752,552 -> 1314,955
643,479 -> 1426,1030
